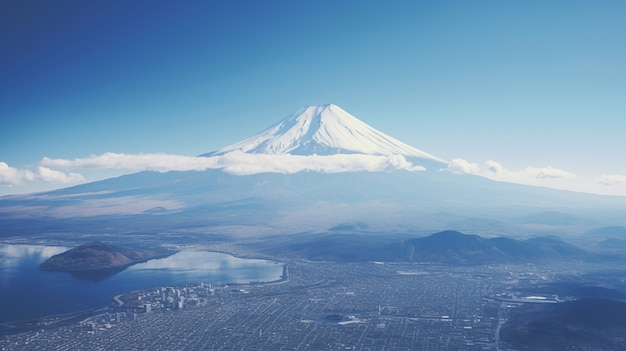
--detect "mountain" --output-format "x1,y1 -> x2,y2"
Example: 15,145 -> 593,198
202,104 -> 446,164
500,298 -> 626,350
258,230 -> 590,264
1,104 -> 626,240
39,241 -> 175,281
392,231 -> 589,264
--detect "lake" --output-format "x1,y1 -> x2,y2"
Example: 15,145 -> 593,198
0,243 -> 283,323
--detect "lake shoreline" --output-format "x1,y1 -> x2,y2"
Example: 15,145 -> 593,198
0,244 -> 284,326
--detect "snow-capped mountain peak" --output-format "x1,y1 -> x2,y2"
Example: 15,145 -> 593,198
204,104 -> 446,163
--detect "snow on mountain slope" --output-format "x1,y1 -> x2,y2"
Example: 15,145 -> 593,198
203,104 -> 446,164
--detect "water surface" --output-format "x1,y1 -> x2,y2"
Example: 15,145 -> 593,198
0,244 -> 283,323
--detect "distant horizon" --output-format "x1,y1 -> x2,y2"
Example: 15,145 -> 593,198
2,1 -> 625,196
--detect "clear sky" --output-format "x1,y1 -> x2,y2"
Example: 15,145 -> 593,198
1,0 -> 625,196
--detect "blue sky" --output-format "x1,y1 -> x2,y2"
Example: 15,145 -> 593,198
1,0 -> 625,196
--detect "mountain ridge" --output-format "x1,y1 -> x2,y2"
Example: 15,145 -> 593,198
255,230 -> 592,264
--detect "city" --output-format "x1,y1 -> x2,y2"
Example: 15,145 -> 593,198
3,258 -> 621,350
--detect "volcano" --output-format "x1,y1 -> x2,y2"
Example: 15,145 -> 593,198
204,104 -> 445,163
1,104 -> 625,238
197,104 -> 446,175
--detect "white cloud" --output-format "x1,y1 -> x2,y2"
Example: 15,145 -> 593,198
0,162 -> 35,186
524,166 -> 576,180
446,158 -> 576,184
0,162 -> 85,189
219,152 -> 426,175
447,159 -> 480,174
2,152 -> 429,194
3,153 -> 626,197
598,175 -> 626,186
41,152 -> 219,172
40,151 -> 428,175
484,160 -> 505,175
36,166 -> 85,184
445,159 -> 626,196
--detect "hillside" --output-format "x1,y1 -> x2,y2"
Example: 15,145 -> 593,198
253,230 -> 591,264
39,242 -> 175,280
500,298 -> 626,350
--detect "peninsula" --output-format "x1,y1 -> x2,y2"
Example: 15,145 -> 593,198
39,241 -> 176,281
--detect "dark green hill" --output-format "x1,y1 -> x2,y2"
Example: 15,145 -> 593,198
39,242 -> 175,281
399,231 -> 586,264
501,298 -> 626,350
255,230 -> 590,264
